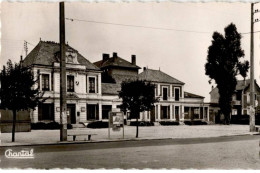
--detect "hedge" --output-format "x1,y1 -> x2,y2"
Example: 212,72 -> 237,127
87,121 -> 108,128
184,120 -> 208,126
31,122 -> 73,130
230,115 -> 260,125
159,121 -> 179,126
129,121 -> 154,126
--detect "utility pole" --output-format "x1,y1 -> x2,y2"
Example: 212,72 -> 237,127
60,1 -> 67,141
249,3 -> 259,132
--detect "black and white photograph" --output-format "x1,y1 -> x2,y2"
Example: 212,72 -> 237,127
0,0 -> 260,169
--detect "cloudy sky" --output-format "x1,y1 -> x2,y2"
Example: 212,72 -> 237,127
1,1 -> 260,102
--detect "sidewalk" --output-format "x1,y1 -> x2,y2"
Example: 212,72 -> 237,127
1,124 -> 258,147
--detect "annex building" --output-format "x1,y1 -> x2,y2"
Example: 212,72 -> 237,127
22,40 -> 209,124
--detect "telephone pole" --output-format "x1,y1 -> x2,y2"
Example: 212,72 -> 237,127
249,3 -> 259,132
60,1 -> 67,141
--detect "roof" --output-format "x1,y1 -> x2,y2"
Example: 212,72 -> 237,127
236,79 -> 250,90
184,92 -> 204,99
138,69 -> 185,85
94,56 -> 140,70
22,41 -> 99,70
102,83 -> 121,95
210,79 -> 256,94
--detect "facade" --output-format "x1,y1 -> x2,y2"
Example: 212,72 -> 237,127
138,68 -> 209,122
22,41 -> 103,123
209,79 -> 260,120
23,40 -> 209,124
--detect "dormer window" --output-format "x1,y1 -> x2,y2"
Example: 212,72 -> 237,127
67,55 -> 73,63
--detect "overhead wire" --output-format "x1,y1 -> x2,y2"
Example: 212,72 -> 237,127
65,17 -> 260,36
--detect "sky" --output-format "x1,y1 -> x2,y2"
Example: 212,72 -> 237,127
1,1 -> 260,102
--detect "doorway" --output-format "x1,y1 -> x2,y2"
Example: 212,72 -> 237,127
67,104 -> 76,124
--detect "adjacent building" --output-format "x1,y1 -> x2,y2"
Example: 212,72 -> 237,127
22,41 -> 102,123
138,68 -> 209,122
209,79 -> 260,122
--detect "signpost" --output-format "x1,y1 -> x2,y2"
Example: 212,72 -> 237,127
108,111 -> 124,139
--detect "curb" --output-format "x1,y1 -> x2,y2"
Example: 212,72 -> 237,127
1,133 -> 259,147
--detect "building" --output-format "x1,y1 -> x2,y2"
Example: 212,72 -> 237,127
93,53 -> 141,120
94,53 -> 140,83
22,41 -> 103,123
138,68 -> 209,122
209,79 -> 260,121
23,40 -> 209,124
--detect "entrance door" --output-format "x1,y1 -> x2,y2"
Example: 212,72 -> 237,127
67,104 -> 76,124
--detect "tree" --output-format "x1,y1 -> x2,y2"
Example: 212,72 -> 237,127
119,80 -> 158,138
205,23 -> 249,124
0,60 -> 43,142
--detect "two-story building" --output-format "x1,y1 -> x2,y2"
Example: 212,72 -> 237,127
22,41 -> 103,124
93,53 -> 141,120
138,68 -> 209,122
209,79 -> 260,121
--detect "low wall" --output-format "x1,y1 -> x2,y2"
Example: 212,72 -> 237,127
0,109 -> 31,133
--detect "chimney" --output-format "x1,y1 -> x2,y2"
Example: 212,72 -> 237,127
143,67 -> 146,71
20,55 -> 23,62
131,55 -> 136,65
112,52 -> 117,62
102,53 -> 109,61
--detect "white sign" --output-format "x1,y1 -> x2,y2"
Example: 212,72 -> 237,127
5,149 -> 34,159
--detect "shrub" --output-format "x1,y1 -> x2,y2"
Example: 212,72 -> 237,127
31,122 -> 72,130
67,124 -> 73,129
230,114 -> 260,125
31,122 -> 46,130
159,121 -> 179,126
87,121 -> 108,128
184,120 -> 207,125
46,122 -> 60,129
129,121 -> 154,126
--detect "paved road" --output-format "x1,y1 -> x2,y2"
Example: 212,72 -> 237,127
0,135 -> 260,169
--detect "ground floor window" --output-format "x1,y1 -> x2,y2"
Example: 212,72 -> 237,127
161,106 -> 169,119
38,103 -> 54,121
87,104 -> 99,120
175,106 -> 179,121
102,105 -> 112,119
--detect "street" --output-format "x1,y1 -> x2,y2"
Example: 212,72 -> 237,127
0,135 -> 260,169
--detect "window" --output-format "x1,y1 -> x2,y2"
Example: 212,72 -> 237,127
163,87 -> 168,100
67,75 -> 74,92
89,77 -> 96,93
161,106 -> 168,119
42,74 -> 50,91
67,55 -> 73,63
87,104 -> 98,120
175,88 -> 180,101
38,103 -> 54,121
102,105 -> 112,119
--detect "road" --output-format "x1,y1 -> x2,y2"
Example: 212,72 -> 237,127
0,135 -> 260,169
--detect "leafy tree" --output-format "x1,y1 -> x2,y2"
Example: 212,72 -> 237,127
119,80 -> 158,138
0,60 -> 43,142
205,23 -> 249,124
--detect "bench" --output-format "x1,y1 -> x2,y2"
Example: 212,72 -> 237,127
68,134 -> 97,141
